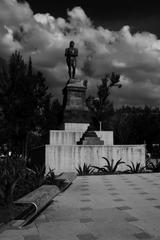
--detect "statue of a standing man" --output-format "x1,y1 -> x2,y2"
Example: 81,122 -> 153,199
65,41 -> 78,79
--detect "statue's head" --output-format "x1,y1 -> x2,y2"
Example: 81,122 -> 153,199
69,41 -> 75,48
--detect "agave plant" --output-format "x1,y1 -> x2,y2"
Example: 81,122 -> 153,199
126,162 -> 145,173
45,168 -> 56,185
92,158 -> 125,174
91,166 -> 108,174
76,163 -> 94,176
102,157 -> 125,173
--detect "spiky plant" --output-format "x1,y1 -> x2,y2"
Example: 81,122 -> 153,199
92,158 -> 125,174
45,168 -> 56,185
126,162 -> 145,173
102,157 -> 125,173
91,166 -> 108,174
76,163 -> 94,176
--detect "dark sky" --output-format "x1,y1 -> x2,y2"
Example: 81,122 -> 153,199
26,0 -> 160,36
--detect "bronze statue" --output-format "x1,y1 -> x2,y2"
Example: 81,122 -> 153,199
65,41 -> 78,79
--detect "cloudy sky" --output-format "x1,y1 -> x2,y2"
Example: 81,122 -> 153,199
1,0 -> 160,106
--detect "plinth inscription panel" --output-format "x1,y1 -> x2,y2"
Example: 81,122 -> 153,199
67,91 -> 84,109
63,79 -> 90,123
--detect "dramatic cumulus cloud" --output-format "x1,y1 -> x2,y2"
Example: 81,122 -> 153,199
0,0 -> 160,106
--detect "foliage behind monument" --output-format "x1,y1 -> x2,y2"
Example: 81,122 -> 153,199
86,72 -> 122,130
0,51 -> 61,158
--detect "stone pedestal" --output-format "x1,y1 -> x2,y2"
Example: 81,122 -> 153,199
63,78 -> 90,123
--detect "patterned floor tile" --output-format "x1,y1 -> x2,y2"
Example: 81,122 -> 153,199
81,193 -> 90,196
24,235 -> 41,240
80,207 -> 93,211
81,189 -> 89,191
80,199 -> 91,202
154,205 -> 160,209
125,216 -> 139,222
134,232 -> 152,239
109,193 -> 119,196
117,206 -> 132,210
79,218 -> 94,223
113,198 -> 125,202
77,233 -> 98,240
138,192 -> 149,195
145,198 -> 157,201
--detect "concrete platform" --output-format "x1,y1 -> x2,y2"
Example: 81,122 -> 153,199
45,128 -> 145,173
1,173 -> 160,239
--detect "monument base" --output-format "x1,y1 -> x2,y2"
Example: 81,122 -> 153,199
64,109 -> 90,123
63,78 -> 90,123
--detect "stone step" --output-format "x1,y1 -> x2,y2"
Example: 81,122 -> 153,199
84,137 -> 102,141
77,137 -> 104,145
77,129 -> 104,146
82,140 -> 104,145
77,131 -> 98,142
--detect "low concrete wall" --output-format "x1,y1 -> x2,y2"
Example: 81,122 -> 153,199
49,131 -> 113,145
45,145 -> 146,173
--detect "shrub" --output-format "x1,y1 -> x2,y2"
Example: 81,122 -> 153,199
126,162 -> 145,173
76,163 -> 94,176
0,153 -> 47,206
0,154 -> 27,207
45,168 -> 56,185
146,159 -> 160,172
28,165 -> 45,188
91,165 -> 108,174
92,158 -> 124,174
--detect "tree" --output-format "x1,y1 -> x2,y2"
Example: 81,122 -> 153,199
86,72 -> 122,130
0,51 -> 52,158
112,106 -> 160,146
41,98 -> 63,133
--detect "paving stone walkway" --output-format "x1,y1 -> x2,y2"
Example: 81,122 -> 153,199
1,173 -> 160,239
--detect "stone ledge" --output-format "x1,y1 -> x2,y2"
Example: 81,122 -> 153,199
55,172 -> 77,182
55,172 -> 77,191
12,172 -> 77,228
14,185 -> 60,228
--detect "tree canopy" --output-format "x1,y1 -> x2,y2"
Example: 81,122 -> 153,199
0,51 -> 61,157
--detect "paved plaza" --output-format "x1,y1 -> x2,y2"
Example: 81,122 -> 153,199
1,173 -> 160,239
